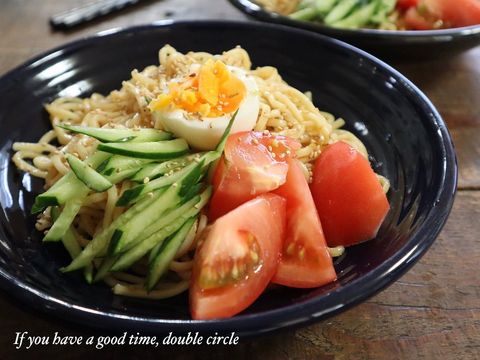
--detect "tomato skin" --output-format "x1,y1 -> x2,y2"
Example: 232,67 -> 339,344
403,7 -> 436,30
209,131 -> 300,221
272,159 -> 336,288
424,0 -> 480,27
397,0 -> 419,10
311,142 -> 389,248
190,193 -> 286,320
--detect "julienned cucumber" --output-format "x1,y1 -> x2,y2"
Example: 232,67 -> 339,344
324,0 -> 358,25
44,198 -> 84,242
110,187 -> 211,272
35,111 -> 235,212
116,151 -> 218,206
66,154 -> 113,192
32,175 -> 86,213
331,1 -> 378,28
32,152 -> 110,213
112,184 -> 204,256
100,156 -> 153,177
57,124 -> 172,143
97,139 -> 189,160
146,217 -> 197,290
41,153 -> 150,243
57,111 -> 237,276
50,207 -> 82,258
61,189 -> 165,272
92,256 -> 117,283
137,193 -> 202,259
108,184 -> 184,255
130,153 -> 202,183
215,109 -> 238,153
93,193 -> 202,282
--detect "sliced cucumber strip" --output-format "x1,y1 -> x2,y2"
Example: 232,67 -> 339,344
132,193 -> 202,258
146,217 -> 197,290
61,189 -> 165,272
104,168 -> 141,184
92,257 -> 117,283
330,1 -> 377,28
100,156 -> 153,177
111,187 -> 211,272
289,7 -> 318,21
115,161 -> 200,206
109,184 -> 183,255
117,151 -> 218,206
84,265 -> 94,284
32,172 -> 84,213
324,0 -> 358,25
130,153 -> 202,183
44,198 -> 83,242
215,109 -> 238,153
50,207 -> 81,258
32,152 -> 110,213
315,0 -> 339,15
57,124 -> 172,143
66,154 -> 113,192
97,139 -> 189,160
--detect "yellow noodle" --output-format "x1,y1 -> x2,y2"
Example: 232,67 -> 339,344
113,282 -> 190,299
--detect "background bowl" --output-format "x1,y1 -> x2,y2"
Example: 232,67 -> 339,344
0,21 -> 456,337
229,0 -> 480,60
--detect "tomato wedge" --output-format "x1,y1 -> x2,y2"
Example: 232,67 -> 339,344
424,0 -> 480,27
397,0 -> 419,10
404,7 -> 436,30
190,193 -> 286,320
209,131 -> 300,221
311,142 -> 389,247
272,159 -> 336,288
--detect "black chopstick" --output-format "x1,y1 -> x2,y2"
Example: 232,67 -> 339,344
50,0 -> 143,30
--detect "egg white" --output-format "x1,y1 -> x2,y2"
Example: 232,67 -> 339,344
152,65 -> 260,150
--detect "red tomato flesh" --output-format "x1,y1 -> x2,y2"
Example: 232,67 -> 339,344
190,193 -> 286,320
311,142 -> 389,247
397,0 -> 419,10
273,159 -> 336,288
403,7 -> 436,30
424,0 -> 480,27
209,131 -> 300,221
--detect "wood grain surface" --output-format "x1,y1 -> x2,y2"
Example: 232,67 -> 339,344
0,0 -> 479,359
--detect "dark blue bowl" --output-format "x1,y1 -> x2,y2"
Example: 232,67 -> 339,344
229,0 -> 480,59
0,21 -> 457,337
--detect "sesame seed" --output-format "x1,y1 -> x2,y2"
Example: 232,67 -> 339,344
143,177 -> 150,184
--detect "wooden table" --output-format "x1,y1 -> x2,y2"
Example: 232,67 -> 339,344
1,1 -> 479,359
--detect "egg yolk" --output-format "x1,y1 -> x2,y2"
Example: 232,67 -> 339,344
149,60 -> 247,117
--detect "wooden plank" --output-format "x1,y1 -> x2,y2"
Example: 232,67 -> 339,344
452,127 -> 480,190
0,0 -> 247,73
393,48 -> 480,130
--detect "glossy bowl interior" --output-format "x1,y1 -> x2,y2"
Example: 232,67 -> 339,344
229,0 -> 480,59
0,21 -> 456,336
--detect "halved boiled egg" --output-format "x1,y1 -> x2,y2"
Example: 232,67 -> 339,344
149,59 -> 260,150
